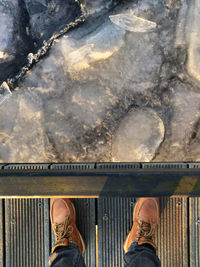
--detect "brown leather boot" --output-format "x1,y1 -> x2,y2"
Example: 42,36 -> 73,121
50,198 -> 85,254
124,198 -> 159,253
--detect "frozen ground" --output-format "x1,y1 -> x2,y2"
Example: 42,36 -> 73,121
0,0 -> 200,163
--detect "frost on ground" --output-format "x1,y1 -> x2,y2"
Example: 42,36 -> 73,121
112,108 -> 164,162
0,0 -> 200,163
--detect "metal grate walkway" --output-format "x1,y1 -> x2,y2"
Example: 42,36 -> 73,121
0,197 -> 199,267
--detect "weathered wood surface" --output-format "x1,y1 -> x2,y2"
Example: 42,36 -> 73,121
2,197 -> 200,266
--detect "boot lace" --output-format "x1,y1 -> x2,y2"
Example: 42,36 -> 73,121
53,216 -> 73,244
136,219 -> 156,241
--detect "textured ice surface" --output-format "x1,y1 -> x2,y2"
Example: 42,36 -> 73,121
0,0 -> 17,58
175,0 -> 187,47
1,0 -> 200,162
24,0 -> 81,45
0,82 -> 12,105
187,0 -> 200,82
0,88 -> 55,163
109,12 -> 156,32
155,82 -> 200,161
112,109 -> 164,162
60,22 -> 125,75
0,0 -> 33,82
82,0 -> 115,15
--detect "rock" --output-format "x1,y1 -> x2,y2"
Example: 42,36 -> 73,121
112,108 -> 165,162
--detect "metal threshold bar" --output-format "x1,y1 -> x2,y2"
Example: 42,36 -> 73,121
0,162 -> 200,197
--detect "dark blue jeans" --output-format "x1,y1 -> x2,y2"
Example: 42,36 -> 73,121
124,242 -> 161,267
49,241 -> 161,267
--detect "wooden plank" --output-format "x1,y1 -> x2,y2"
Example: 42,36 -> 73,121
1,196 -> 190,266
0,199 -> 3,267
0,168 -> 200,197
97,197 -> 135,267
5,199 -> 50,267
73,199 -> 96,266
0,164 -> 4,266
155,197 -> 188,267
189,197 -> 200,267
97,197 -> 188,266
188,164 -> 200,266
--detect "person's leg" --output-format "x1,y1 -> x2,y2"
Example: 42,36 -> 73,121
124,198 -> 161,267
49,198 -> 86,267
49,244 -> 86,267
124,241 -> 161,267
